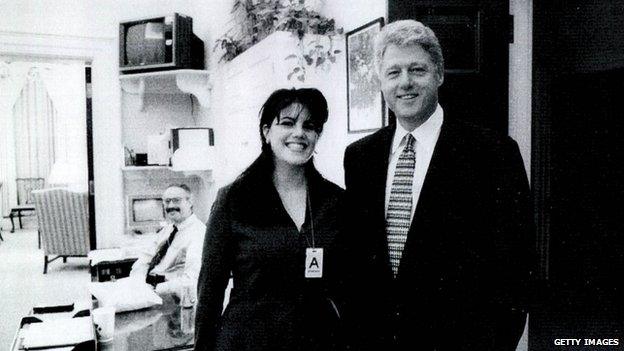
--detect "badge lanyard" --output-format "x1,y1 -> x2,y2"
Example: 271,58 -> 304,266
304,187 -> 323,278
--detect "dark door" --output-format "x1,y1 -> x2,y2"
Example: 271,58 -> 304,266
531,2 -> 624,348
389,0 -> 510,133
85,66 -> 96,249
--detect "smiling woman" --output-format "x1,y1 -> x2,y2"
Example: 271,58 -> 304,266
195,88 -> 348,351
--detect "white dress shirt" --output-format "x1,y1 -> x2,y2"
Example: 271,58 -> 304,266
130,213 -> 206,295
385,104 -> 444,222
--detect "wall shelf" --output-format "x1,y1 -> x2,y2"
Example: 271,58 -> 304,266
121,165 -> 212,183
119,69 -> 211,110
121,165 -> 170,171
119,68 -> 215,227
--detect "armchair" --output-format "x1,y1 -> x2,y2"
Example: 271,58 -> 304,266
32,188 -> 90,273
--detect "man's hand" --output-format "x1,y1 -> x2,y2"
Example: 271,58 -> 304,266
155,282 -> 166,295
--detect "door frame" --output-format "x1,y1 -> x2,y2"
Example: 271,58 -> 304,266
0,31 -> 116,248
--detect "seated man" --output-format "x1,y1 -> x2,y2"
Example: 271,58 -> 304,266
130,184 -> 206,296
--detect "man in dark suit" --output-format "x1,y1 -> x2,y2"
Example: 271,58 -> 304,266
343,20 -> 533,350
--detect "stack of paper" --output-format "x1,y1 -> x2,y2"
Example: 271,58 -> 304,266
88,248 -> 124,266
20,316 -> 94,349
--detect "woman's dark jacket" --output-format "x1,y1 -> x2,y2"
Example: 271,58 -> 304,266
194,155 -> 346,351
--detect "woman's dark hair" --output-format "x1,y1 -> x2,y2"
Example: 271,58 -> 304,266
258,88 -> 328,153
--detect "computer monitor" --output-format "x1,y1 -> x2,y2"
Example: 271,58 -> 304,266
127,195 -> 165,232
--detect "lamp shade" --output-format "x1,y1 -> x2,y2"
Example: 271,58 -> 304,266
47,161 -> 87,191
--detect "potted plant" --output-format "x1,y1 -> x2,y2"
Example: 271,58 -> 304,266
214,0 -> 343,81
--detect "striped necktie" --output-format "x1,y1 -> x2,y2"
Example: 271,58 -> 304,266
386,134 -> 416,277
147,225 -> 178,274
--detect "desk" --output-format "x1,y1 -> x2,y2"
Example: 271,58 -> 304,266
10,302 -> 95,351
11,296 -> 194,351
99,294 -> 194,351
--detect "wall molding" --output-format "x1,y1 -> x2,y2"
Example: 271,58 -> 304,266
0,31 -> 114,61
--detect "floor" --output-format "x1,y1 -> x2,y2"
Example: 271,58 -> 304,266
0,218 -> 91,349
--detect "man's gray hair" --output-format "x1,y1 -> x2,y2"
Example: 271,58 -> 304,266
167,183 -> 192,195
374,20 -> 444,77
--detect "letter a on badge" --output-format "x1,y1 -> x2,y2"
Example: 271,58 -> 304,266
310,257 -> 319,268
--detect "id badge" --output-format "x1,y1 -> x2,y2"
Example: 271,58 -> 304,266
305,248 -> 323,278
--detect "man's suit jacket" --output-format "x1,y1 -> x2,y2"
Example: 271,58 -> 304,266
343,120 -> 533,350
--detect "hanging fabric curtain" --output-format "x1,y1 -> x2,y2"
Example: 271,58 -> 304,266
0,59 -> 26,217
13,67 -> 56,182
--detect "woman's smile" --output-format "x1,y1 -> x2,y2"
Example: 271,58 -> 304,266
262,102 -> 320,167
285,140 -> 308,152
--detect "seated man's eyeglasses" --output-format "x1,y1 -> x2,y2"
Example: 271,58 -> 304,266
163,197 -> 189,205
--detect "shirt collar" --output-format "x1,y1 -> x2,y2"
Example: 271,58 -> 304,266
172,213 -> 197,232
391,104 -> 444,154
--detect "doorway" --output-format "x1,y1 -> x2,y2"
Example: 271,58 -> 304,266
0,57 -> 94,247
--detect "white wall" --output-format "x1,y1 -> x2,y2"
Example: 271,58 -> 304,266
324,0 -> 388,36
0,0 -> 194,38
509,0 -> 532,179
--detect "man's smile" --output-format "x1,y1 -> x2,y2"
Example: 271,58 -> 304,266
397,93 -> 418,100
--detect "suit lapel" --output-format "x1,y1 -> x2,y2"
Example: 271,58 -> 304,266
414,122 -> 459,216
362,126 -> 395,277
398,122 -> 460,275
368,126 -> 395,226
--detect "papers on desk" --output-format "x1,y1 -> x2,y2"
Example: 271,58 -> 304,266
89,278 -> 163,313
19,316 -> 94,349
88,248 -> 124,266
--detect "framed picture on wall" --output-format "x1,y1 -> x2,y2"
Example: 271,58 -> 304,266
346,17 -> 385,133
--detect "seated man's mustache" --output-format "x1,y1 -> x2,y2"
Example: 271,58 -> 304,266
166,208 -> 180,213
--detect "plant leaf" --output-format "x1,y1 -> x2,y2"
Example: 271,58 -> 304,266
293,67 -> 301,72
316,56 -> 325,67
334,49 -> 342,54
285,54 -> 298,60
297,74 -> 305,82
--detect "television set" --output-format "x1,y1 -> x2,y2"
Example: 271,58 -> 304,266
119,13 -> 204,74
127,195 -> 166,232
